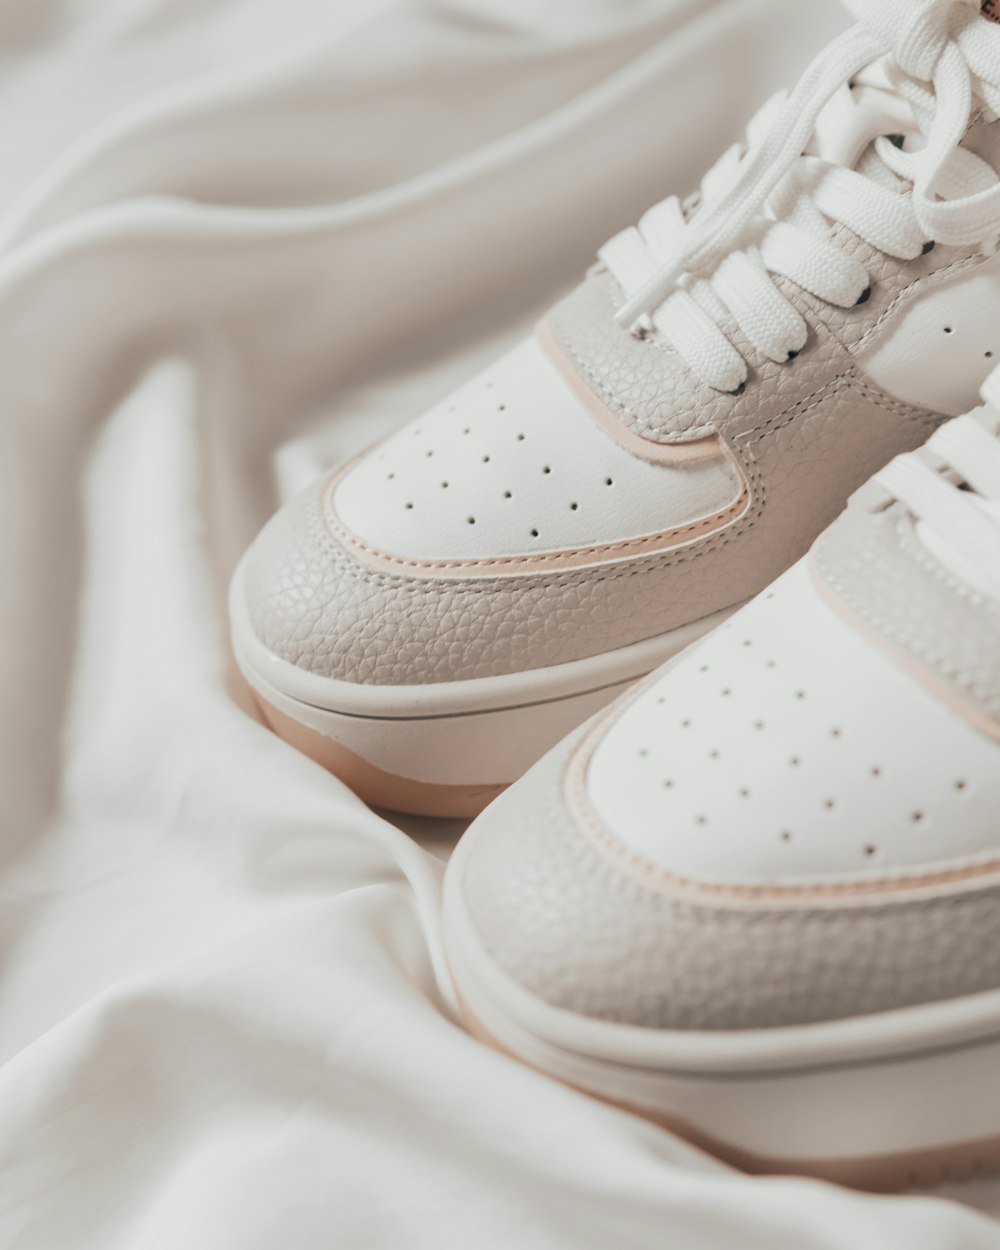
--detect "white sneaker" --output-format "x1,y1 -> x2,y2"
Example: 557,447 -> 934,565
232,0 -> 1000,816
444,367 -> 1000,1190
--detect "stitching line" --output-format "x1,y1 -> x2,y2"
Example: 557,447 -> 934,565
322,475 -> 750,573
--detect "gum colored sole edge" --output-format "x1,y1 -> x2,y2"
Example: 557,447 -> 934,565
253,689 -> 507,819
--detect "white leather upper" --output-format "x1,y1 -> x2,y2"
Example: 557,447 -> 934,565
331,337 -> 742,560
855,250 -> 1000,416
585,558 -> 1000,884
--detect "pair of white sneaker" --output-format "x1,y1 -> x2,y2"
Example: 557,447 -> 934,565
232,0 -> 1000,1187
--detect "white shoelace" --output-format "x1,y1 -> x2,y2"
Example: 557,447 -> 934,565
876,367 -> 1000,598
599,0 -> 1000,393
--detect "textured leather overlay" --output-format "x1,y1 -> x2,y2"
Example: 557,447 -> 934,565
243,218 -> 964,686
243,345 -> 939,687
459,729 -> 1000,1030
814,500 -> 1000,740
547,240 -> 983,445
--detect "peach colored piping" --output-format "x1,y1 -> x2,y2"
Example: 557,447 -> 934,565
323,465 -> 750,580
562,675 -> 1000,905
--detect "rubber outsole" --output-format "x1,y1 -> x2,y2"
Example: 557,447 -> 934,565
456,984 -> 1000,1192
251,689 -> 507,817
443,830 -> 1000,1191
230,555 -> 738,817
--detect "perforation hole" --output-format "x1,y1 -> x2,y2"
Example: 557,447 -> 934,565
530,528 -> 539,538
780,830 -> 793,842
467,516 -> 476,525
605,477 -> 614,486
404,502 -> 414,510
570,502 -> 579,511
911,810 -> 925,824
864,844 -> 877,857
440,481 -> 449,489
823,798 -> 836,811
542,465 -> 551,475
503,490 -> 512,500
955,778 -> 968,792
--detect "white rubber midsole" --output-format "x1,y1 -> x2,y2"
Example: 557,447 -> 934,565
444,831 -> 1000,1163
229,555 -> 738,785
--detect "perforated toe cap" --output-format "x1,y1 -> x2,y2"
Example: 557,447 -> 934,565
456,697 -> 1000,1032
331,335 -> 741,565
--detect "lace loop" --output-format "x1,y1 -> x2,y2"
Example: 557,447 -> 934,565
600,0 -> 1000,392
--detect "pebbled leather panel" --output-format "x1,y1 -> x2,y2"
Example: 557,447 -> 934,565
814,488 -> 1000,741
850,251 -> 1000,416
547,238 -> 983,445
457,727 -> 1000,1030
243,363 -> 939,686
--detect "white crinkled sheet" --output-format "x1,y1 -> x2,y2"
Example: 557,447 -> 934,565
2,0 -> 1000,1245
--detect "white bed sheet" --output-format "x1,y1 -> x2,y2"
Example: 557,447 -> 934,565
3,1 -> 1000,1245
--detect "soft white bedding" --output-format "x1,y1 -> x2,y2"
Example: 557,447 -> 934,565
2,1 -> 1000,1244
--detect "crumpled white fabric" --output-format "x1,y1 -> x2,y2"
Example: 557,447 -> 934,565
2,1 -> 1000,1246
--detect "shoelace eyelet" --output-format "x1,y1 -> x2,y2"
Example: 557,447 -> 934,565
922,240 -> 936,255
855,284 -> 872,306
784,349 -> 800,363
729,382 -> 747,397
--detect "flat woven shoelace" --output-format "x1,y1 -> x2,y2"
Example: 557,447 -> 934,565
599,0 -> 1000,392
876,366 -> 1000,598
